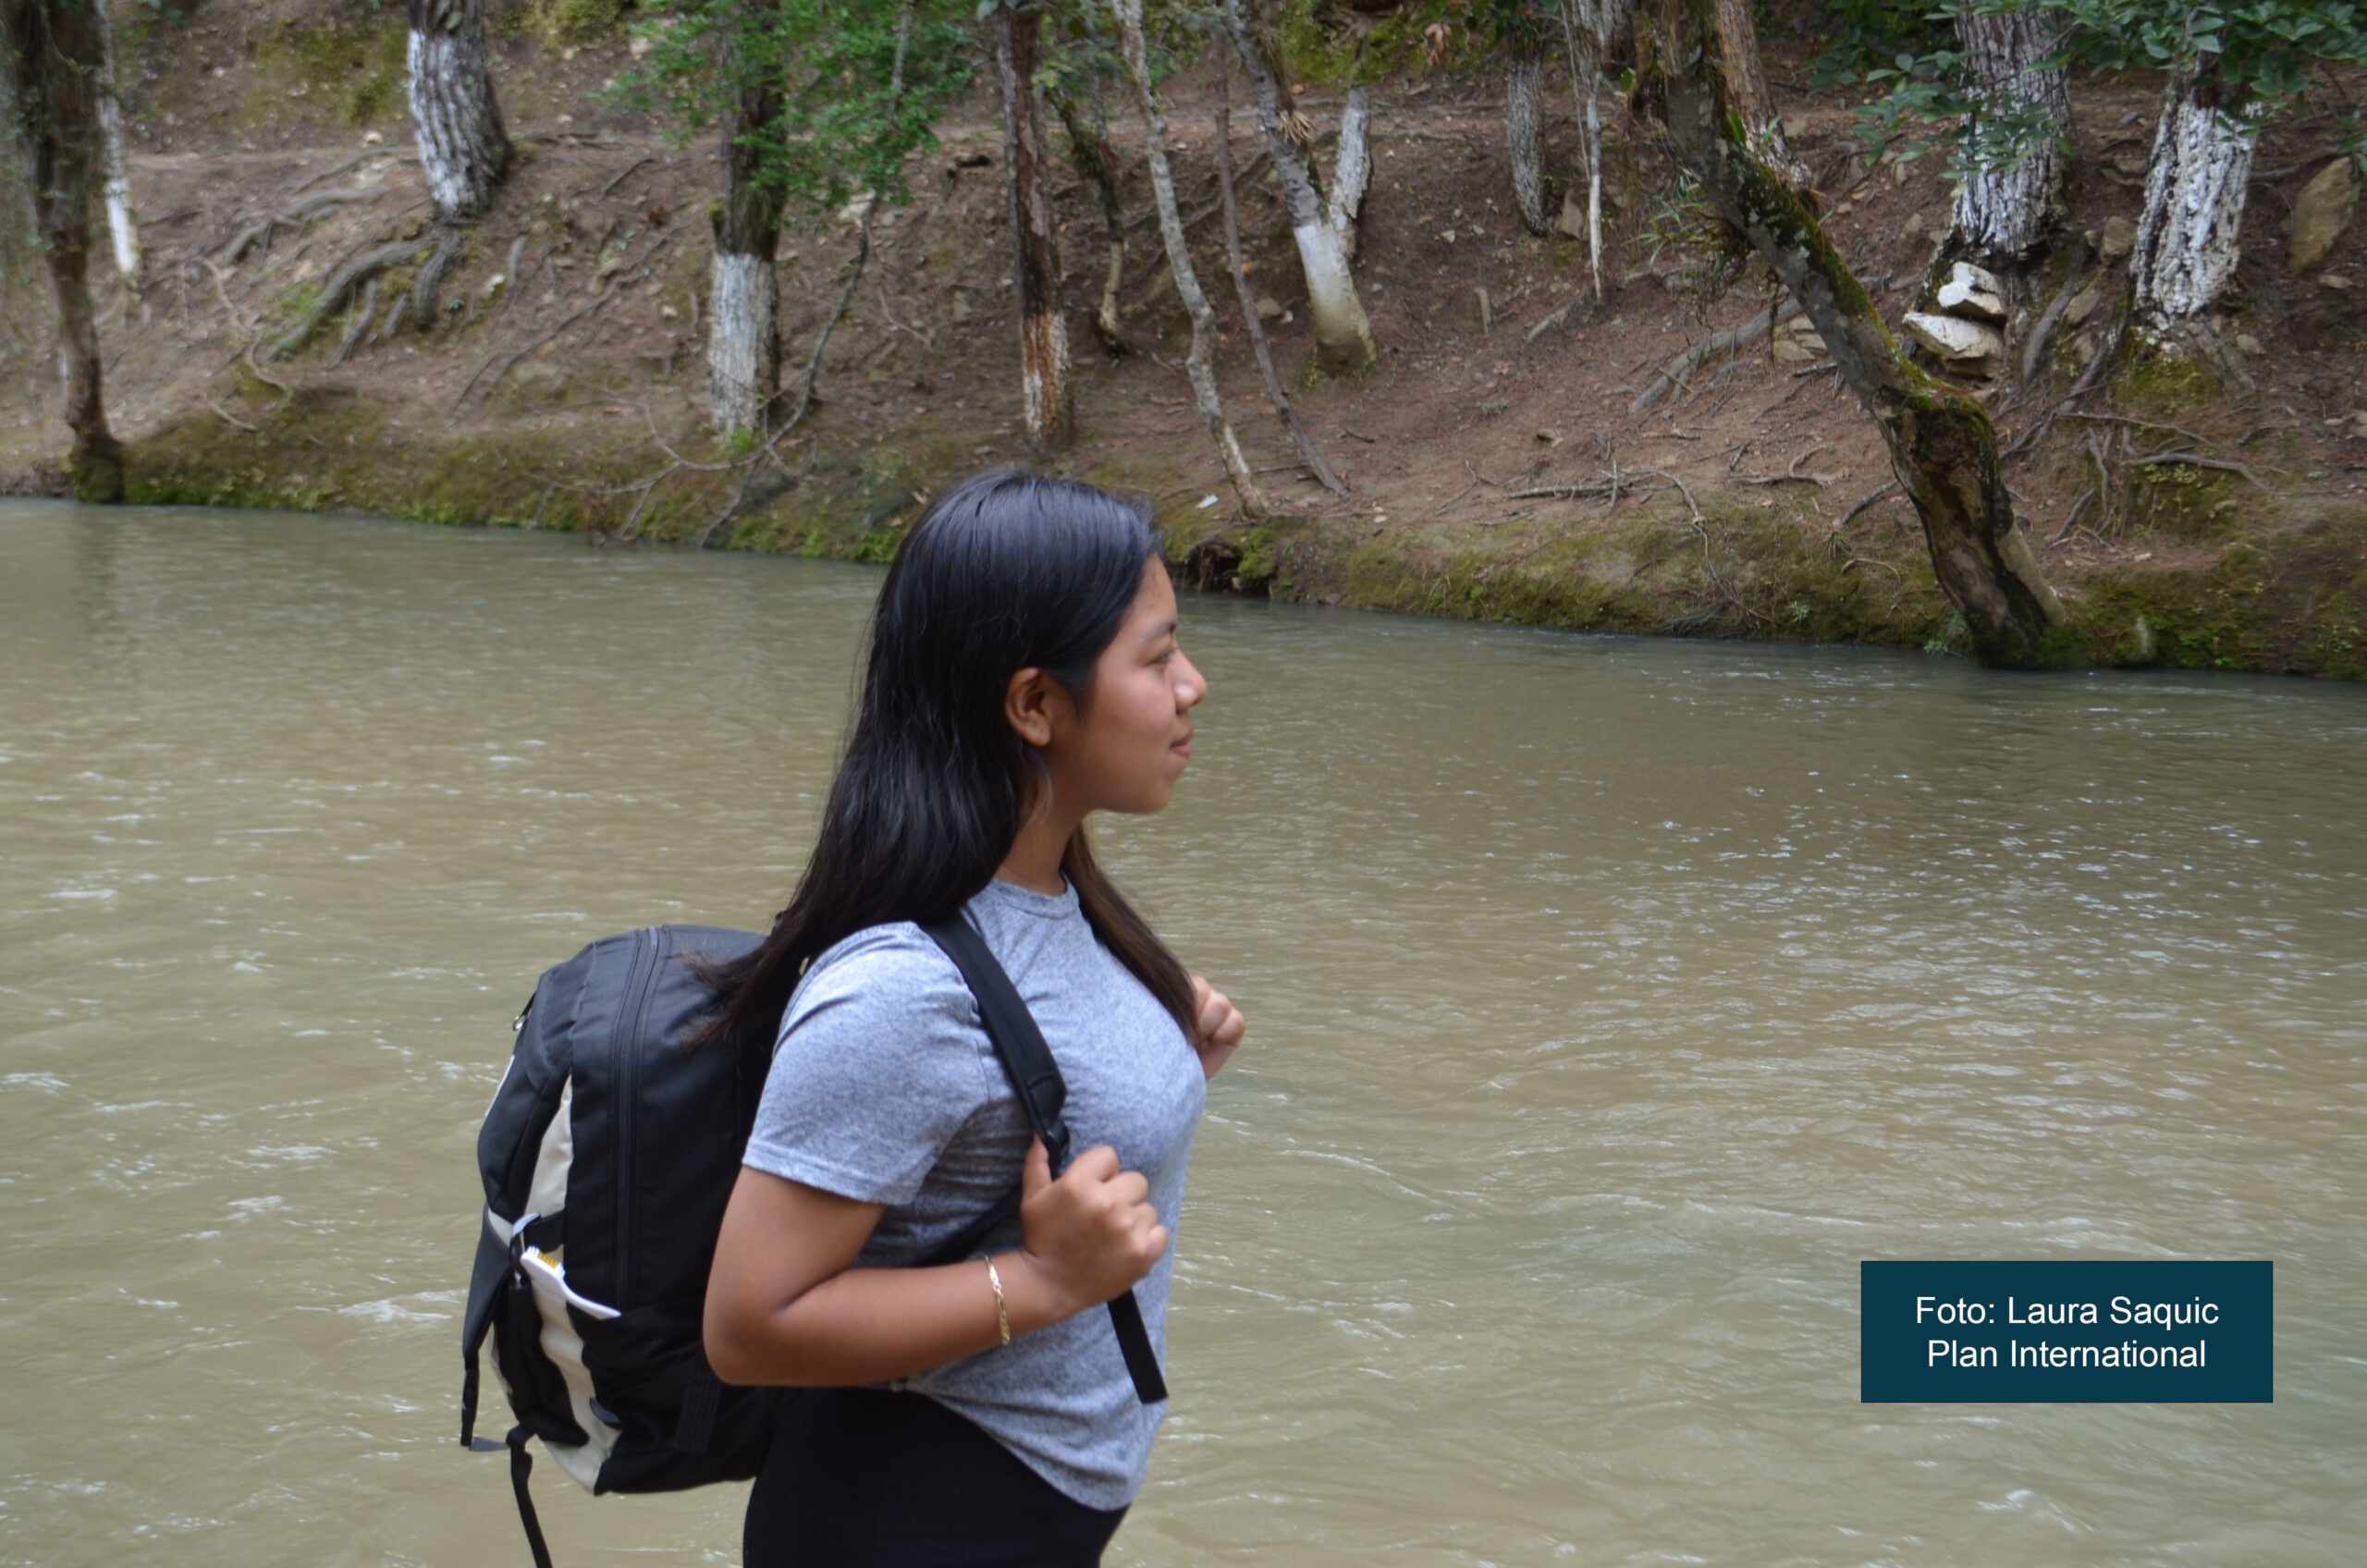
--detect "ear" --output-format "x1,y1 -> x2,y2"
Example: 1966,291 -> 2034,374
1003,667 -> 1059,749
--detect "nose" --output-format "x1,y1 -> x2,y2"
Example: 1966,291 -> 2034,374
1176,651 -> 1206,709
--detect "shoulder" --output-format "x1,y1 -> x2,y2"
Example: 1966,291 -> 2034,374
780,922 -> 981,1039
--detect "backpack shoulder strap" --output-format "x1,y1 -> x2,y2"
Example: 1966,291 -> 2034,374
918,915 -> 1168,1406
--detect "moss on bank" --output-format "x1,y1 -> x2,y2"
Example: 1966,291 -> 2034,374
102,388 -> 2367,680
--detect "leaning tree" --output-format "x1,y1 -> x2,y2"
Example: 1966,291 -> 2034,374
1635,0 -> 2072,668
1220,0 -> 1378,374
3,0 -> 123,500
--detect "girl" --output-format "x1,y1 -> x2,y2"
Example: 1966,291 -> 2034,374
701,470 -> 1247,1566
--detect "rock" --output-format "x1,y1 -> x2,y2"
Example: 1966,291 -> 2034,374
1903,310 -> 2005,371
949,289 -> 975,325
1772,334 -> 1818,364
1556,191 -> 1587,241
2100,215 -> 2138,264
1254,294 -> 1283,323
2064,276 -> 2106,326
362,130 -> 384,147
2288,159 -> 2360,275
838,190 -> 877,227
2235,332 -> 2263,356
1936,260 -> 2007,321
2323,272 -> 2355,291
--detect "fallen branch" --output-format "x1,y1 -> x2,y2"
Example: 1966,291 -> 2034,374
455,286 -> 617,409
290,149 -> 408,196
1838,480 -> 1897,528
454,228 -> 678,409
1630,298 -> 1803,412
2129,450 -> 2267,488
595,155 -> 658,202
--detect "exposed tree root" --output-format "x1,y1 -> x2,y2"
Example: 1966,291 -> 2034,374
267,236 -> 431,359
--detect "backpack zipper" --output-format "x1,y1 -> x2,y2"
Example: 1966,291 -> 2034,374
613,925 -> 665,1305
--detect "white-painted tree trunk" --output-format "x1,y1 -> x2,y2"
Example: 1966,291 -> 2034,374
92,6 -> 139,286
996,6 -> 1073,448
2130,71 -> 2258,328
1560,0 -> 1630,300
1109,0 -> 1268,516
1221,0 -> 1375,374
1950,6 -> 2070,264
407,0 -> 511,224
1507,43 -> 1548,237
1328,86 -> 1371,261
707,252 -> 779,436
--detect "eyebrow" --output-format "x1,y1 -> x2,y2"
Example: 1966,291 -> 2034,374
1142,618 -> 1178,643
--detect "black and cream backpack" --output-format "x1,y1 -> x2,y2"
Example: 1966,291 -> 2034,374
460,918 -> 1165,1566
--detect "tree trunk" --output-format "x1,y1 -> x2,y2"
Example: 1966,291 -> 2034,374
92,3 -> 138,286
1215,50 -> 1346,496
2130,63 -> 2257,331
407,0 -> 511,225
1638,0 -> 2070,669
3,0 -> 125,500
1949,5 -> 2070,265
1559,0 -> 1633,300
1222,0 -> 1376,374
1507,35 -> 1549,237
995,6 -> 1073,449
1709,0 -> 1807,192
1109,0 -> 1268,517
707,31 -> 785,436
1049,67 -> 1127,352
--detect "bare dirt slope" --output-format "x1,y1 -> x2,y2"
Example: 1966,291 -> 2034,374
6,4 -> 2365,675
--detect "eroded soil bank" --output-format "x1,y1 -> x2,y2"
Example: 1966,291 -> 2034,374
6,6 -> 2364,677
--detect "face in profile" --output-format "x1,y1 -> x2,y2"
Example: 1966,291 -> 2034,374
1040,556 -> 1205,819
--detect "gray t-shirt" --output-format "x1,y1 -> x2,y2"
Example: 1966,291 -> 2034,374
742,874 -> 1207,1511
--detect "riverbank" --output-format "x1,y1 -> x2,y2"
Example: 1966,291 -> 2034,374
5,5 -> 2364,677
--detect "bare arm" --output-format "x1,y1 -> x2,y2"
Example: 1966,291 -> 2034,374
704,1137 -> 1165,1389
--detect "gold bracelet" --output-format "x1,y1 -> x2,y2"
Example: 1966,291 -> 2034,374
985,1256 -> 1012,1347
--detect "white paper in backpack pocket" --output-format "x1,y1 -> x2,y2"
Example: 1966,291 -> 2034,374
519,1247 -> 622,1321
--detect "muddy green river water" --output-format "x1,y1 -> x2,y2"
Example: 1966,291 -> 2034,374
3,502 -> 2362,1565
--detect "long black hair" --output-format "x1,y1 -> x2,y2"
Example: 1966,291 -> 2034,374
695,468 -> 1199,1051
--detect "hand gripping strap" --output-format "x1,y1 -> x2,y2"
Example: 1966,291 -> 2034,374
919,915 -> 1168,1405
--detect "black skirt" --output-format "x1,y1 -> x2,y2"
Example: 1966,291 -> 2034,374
743,1387 -> 1132,1568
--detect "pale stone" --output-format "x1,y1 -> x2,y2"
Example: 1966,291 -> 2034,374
2234,332 -> 2263,355
1772,335 -> 1818,364
1937,260 -> 2007,321
2287,158 -> 2359,275
2100,215 -> 2138,263
1254,294 -> 1283,322
1904,310 -> 2005,368
2064,276 -> 2105,326
1556,191 -> 1587,241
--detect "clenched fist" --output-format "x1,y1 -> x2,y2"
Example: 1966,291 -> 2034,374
1015,1137 -> 1169,1316
1188,974 -> 1245,1080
